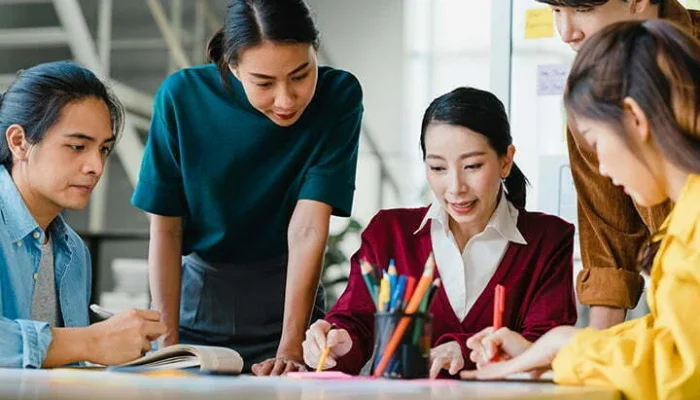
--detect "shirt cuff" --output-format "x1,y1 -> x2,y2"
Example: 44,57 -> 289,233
131,178 -> 186,217
17,319 -> 53,368
576,267 -> 644,309
298,174 -> 354,218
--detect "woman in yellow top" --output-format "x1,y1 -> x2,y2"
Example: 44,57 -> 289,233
460,20 -> 700,400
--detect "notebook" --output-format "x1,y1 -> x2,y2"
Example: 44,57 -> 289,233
108,344 -> 244,375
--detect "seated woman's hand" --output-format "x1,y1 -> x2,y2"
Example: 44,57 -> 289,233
302,319 -> 353,370
461,326 -> 579,380
428,341 -> 464,379
466,327 -> 532,369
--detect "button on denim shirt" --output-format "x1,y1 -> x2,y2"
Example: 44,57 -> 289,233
0,166 -> 91,368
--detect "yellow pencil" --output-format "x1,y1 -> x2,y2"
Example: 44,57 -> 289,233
317,346 -> 331,372
378,274 -> 390,311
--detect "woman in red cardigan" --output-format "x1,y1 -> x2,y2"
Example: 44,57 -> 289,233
302,87 -> 577,378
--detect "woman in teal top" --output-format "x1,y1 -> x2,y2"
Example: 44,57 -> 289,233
131,0 -> 363,375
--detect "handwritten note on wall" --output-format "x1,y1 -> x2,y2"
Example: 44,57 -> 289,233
537,64 -> 570,96
525,8 -> 554,39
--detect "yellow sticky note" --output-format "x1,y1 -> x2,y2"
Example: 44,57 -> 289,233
688,0 -> 700,10
525,8 -> 554,39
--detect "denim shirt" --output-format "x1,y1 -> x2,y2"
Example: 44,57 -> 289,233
0,166 -> 91,368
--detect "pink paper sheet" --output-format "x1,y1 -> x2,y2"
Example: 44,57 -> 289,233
286,371 -> 374,380
285,371 -> 460,385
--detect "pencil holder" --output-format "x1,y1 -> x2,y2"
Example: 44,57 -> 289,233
371,311 -> 432,379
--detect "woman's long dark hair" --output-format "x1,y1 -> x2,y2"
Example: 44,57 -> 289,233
564,20 -> 700,273
207,0 -> 320,84
420,87 -> 529,208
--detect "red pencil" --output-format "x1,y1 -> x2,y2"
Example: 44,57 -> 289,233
490,284 -> 506,362
493,284 -> 505,329
402,276 -> 417,309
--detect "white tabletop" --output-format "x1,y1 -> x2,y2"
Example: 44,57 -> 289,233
0,369 -> 621,400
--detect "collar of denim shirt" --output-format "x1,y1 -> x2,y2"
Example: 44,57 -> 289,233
0,165 -> 69,244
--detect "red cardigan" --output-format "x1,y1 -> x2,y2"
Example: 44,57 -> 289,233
325,206 -> 577,375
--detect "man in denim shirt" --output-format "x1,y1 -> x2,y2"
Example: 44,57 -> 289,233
0,61 -> 165,368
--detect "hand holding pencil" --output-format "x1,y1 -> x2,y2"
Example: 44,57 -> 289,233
465,284 -> 531,368
302,319 -> 353,370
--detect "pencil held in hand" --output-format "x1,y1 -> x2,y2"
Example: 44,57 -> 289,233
316,347 -> 331,372
90,304 -> 115,320
490,284 -> 506,361
493,284 -> 505,329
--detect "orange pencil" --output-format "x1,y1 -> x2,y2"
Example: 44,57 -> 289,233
373,253 -> 435,377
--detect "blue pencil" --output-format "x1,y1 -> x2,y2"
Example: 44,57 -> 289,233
389,275 -> 407,312
388,259 -> 398,298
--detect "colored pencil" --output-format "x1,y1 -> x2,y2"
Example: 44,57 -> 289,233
317,346 -> 331,372
387,259 -> 398,305
360,260 -> 377,303
493,284 -> 505,329
389,275 -> 407,312
402,276 -> 417,310
412,278 -> 441,345
378,273 -> 391,312
490,284 -> 506,362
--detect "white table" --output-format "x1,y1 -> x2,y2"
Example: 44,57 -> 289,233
0,369 -> 621,400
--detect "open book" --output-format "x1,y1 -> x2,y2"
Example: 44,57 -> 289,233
108,344 -> 243,375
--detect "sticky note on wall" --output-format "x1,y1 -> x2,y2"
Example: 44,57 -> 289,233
525,8 -> 554,39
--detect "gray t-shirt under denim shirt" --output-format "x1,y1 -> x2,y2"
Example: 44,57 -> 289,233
30,235 -> 60,326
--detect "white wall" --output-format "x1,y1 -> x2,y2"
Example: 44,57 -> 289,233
403,0 -> 496,207
307,0 -> 407,229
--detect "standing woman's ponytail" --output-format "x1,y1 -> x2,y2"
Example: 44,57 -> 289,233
206,28 -> 225,66
206,28 -> 227,82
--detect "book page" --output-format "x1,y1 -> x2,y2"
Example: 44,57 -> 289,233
117,344 -> 243,374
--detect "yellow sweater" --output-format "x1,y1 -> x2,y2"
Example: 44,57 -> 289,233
553,174 -> 700,400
